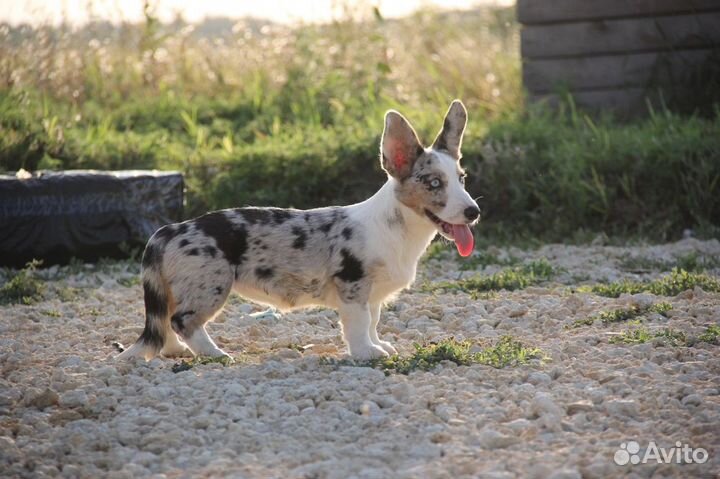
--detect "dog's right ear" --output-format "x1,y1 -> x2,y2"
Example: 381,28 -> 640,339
380,110 -> 423,180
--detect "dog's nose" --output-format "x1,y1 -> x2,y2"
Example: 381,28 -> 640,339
464,205 -> 481,222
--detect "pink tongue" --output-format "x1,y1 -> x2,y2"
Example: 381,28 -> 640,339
451,224 -> 474,257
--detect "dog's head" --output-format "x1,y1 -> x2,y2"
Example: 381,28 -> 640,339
380,100 -> 479,257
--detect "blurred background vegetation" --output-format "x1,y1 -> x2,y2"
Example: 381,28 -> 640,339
0,2 -> 718,242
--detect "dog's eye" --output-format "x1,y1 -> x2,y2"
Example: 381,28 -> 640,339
429,178 -> 441,189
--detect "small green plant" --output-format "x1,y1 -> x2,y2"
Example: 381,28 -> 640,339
55,286 -> 81,302
422,241 -> 449,262
425,259 -> 555,295
609,328 -> 653,344
654,328 -> 687,346
580,269 -> 720,298
568,302 -> 672,328
610,327 -> 687,346
458,251 -> 519,271
42,309 -> 62,317
371,336 -> 545,375
171,355 -> 235,373
697,324 -> 720,344
620,252 -> 720,273
648,268 -> 720,296
117,277 -> 141,287
0,260 -> 45,305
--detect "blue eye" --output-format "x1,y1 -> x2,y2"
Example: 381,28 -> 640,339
430,179 -> 441,188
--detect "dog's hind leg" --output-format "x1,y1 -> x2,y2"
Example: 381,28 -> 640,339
160,332 -> 190,357
339,302 -> 388,360
369,302 -> 398,356
168,265 -> 234,358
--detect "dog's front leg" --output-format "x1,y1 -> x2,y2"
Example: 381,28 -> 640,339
369,303 -> 398,356
338,302 -> 389,360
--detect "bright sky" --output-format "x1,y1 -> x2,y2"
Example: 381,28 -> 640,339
0,0 -> 514,26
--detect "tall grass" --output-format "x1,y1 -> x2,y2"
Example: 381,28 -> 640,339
1,5 -> 718,240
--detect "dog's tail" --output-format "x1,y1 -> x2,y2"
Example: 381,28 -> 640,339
116,228 -> 174,361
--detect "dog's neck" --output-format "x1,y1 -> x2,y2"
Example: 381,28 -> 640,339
351,177 -> 438,265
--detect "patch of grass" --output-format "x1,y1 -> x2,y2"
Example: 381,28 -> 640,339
654,328 -> 687,346
422,241 -> 450,262
697,324 -> 720,344
610,327 -> 687,346
0,260 -> 45,305
1,7 -> 718,240
371,336 -> 545,375
458,251 -> 519,271
424,259 -> 555,295
117,277 -> 141,288
609,328 -> 653,344
55,286 -> 81,302
42,309 -> 62,317
620,252 -> 720,273
568,302 -> 672,328
580,269 -> 720,298
648,268 -> 720,296
171,355 -> 235,373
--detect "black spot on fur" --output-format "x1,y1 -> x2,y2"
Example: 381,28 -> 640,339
292,226 -> 307,249
187,248 -> 200,256
204,245 -> 218,258
341,227 -> 353,240
319,222 -> 334,234
177,223 -> 189,235
304,213 -> 311,222
334,249 -> 364,282
240,208 -> 271,225
387,208 -> 406,229
253,239 -> 262,246
255,267 -> 274,279
154,225 -> 176,242
195,212 -> 248,265
140,279 -> 168,350
213,286 -> 224,295
170,310 -> 195,336
179,239 -> 190,248
141,243 -> 161,269
271,208 -> 293,224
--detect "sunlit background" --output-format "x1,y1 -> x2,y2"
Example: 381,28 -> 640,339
0,0 -> 514,26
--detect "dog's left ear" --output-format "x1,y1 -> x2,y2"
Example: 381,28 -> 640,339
432,100 -> 467,159
381,110 -> 424,180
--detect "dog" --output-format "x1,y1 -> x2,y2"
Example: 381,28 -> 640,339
116,100 -> 480,361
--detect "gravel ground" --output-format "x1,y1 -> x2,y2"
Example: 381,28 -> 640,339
1,238 -> 719,478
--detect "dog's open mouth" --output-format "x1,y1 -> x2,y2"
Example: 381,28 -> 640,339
425,209 -> 475,257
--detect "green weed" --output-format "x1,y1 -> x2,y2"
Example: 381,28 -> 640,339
171,355 -> 235,373
371,336 -> 545,374
425,259 -> 555,295
568,302 -> 672,328
459,251 -> 519,271
610,327 -> 687,346
0,260 -> 45,305
697,324 -> 720,344
620,252 -> 720,273
580,269 -> 720,298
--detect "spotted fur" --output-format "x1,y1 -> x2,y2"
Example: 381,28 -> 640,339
116,100 -> 480,361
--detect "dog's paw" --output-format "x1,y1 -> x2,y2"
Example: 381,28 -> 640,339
349,344 -> 389,361
377,340 -> 398,356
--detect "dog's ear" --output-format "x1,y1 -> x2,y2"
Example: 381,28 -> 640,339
432,100 -> 467,159
380,110 -> 423,180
